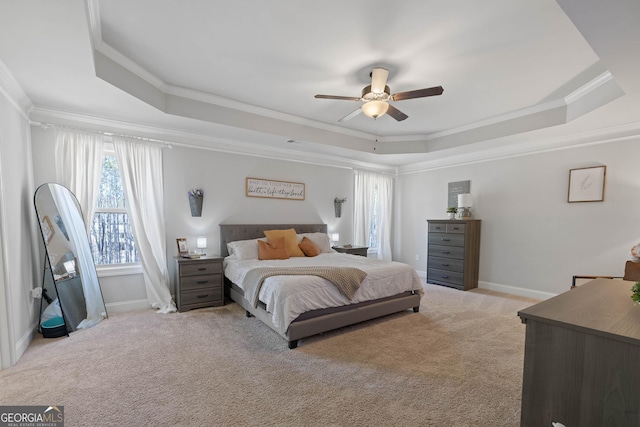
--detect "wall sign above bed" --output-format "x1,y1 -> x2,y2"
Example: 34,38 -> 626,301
246,177 -> 305,200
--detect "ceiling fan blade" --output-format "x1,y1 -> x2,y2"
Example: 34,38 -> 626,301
315,94 -> 361,101
339,108 -> 363,122
391,85 -> 444,101
386,104 -> 408,121
371,68 -> 389,93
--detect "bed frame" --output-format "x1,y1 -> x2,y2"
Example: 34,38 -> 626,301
219,224 -> 422,349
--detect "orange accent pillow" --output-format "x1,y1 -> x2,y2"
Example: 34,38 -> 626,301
298,236 -> 320,257
258,237 -> 289,260
263,228 -> 305,257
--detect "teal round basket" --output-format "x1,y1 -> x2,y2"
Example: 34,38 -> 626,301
41,316 -> 67,338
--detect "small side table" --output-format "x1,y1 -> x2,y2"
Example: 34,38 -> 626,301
332,245 -> 368,257
174,255 -> 224,312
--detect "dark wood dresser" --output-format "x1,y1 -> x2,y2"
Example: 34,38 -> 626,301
426,219 -> 481,290
518,278 -> 640,426
174,256 -> 224,312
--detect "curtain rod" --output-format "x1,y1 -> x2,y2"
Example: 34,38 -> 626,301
30,121 -> 173,149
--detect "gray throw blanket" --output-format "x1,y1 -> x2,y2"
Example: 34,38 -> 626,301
242,266 -> 368,307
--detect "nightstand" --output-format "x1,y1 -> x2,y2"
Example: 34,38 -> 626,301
174,256 -> 224,312
332,245 -> 369,257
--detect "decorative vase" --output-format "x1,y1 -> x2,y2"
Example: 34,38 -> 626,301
447,212 -> 456,219
189,196 -> 203,217
334,202 -> 342,218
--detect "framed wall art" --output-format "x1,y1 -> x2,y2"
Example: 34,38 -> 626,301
246,177 -> 305,200
568,165 -> 606,203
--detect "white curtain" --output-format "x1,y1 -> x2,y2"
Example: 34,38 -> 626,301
354,169 -> 394,260
55,129 -> 104,232
54,128 -> 106,328
113,136 -> 176,313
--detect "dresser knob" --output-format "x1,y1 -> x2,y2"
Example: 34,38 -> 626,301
442,238 -> 450,241
441,251 -> 450,254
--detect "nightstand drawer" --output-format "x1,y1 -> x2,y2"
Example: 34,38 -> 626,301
428,232 -> 465,247
428,244 -> 465,259
181,287 -> 223,306
427,268 -> 464,287
180,261 -> 222,276
180,274 -> 221,291
428,256 -> 464,273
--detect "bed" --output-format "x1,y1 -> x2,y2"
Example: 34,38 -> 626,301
220,224 -> 424,349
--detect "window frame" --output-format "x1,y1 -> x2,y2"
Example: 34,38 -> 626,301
92,143 -> 141,277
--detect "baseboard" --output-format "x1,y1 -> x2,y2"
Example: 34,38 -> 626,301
418,267 -> 557,300
478,281 -> 557,300
105,298 -> 150,314
15,321 -> 38,362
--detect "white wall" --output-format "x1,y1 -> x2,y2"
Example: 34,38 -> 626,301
396,138 -> 640,298
30,129 -> 355,310
0,83 -> 39,368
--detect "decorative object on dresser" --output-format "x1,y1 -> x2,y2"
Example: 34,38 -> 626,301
427,219 -> 481,291
446,207 -> 457,220
174,256 -> 224,312
457,193 -> 473,219
332,245 -> 368,257
188,188 -> 204,216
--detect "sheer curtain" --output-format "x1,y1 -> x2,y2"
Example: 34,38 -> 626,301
55,129 -> 104,231
354,169 -> 394,260
113,136 -> 176,313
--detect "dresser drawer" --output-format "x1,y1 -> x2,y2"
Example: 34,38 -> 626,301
428,256 -> 464,273
446,223 -> 465,234
180,274 -> 221,291
181,287 -> 223,306
427,268 -> 464,288
428,223 -> 448,233
428,244 -> 465,259
428,232 -> 465,247
180,261 -> 222,277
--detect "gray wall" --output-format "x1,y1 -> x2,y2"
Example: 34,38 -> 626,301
30,128 -> 355,311
0,86 -> 39,368
396,138 -> 640,298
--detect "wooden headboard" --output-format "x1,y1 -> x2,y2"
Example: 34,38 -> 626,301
219,224 -> 328,257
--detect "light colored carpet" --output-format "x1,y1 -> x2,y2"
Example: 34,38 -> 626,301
0,284 -> 539,426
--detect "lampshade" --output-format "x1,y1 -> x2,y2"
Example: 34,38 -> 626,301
196,237 -> 207,249
331,233 -> 340,242
458,193 -> 473,208
361,100 -> 389,119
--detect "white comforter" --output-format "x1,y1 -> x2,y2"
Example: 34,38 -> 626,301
224,252 -> 424,335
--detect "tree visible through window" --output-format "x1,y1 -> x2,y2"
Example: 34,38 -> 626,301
89,154 -> 139,264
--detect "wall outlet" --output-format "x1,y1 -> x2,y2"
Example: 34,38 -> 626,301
29,287 -> 42,299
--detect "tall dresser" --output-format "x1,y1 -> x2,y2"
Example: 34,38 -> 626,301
426,219 -> 481,291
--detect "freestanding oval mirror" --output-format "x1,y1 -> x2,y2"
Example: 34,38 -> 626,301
34,183 -> 107,337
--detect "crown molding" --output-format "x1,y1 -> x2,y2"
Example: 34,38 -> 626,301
29,106 -> 397,174
0,59 -> 32,118
397,120 -> 640,175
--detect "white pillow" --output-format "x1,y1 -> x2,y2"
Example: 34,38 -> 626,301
227,238 -> 265,260
298,233 -> 333,253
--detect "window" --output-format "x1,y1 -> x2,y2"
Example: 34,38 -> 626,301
89,152 -> 139,265
369,185 -> 379,249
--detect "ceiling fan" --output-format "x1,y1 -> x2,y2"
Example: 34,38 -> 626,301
315,67 -> 443,122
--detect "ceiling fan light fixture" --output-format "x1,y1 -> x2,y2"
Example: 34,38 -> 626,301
362,100 -> 389,119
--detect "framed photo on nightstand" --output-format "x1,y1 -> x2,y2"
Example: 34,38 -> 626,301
176,238 -> 188,256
